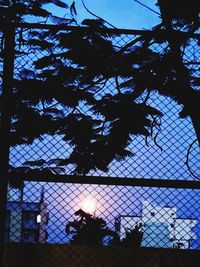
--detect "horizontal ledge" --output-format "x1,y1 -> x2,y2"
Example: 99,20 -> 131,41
9,172 -> 200,189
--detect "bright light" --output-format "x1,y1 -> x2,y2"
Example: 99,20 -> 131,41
81,198 -> 97,215
37,214 -> 41,223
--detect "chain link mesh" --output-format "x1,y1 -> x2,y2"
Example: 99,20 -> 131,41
8,27 -> 200,179
1,25 -> 200,266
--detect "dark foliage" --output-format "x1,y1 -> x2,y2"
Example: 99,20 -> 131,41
65,209 -> 118,245
0,0 -> 75,24
121,223 -> 144,248
157,0 -> 199,31
0,1 -> 199,175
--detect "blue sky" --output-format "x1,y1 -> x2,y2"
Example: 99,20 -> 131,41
46,0 -> 161,29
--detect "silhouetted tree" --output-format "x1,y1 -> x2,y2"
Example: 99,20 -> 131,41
0,0 -> 72,23
156,0 -> 200,142
1,1 -> 199,175
65,209 -> 118,245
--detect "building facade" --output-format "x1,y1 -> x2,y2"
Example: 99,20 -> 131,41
6,183 -> 48,243
116,201 -> 197,249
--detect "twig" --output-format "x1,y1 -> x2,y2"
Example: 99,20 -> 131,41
143,90 -> 151,104
134,0 -> 160,16
94,78 -> 108,94
118,36 -> 144,54
150,115 -> 163,151
81,0 -> 117,29
115,76 -> 121,94
38,102 -> 58,112
101,119 -> 107,136
80,76 -> 107,92
185,138 -> 200,180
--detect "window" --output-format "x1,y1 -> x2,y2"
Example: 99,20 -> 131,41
22,211 -> 38,226
23,211 -> 34,221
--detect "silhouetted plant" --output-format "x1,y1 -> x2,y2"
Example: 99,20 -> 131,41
121,223 -> 144,248
172,241 -> 185,249
65,209 -> 118,245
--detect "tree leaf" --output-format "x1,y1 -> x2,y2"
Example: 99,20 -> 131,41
70,1 -> 77,17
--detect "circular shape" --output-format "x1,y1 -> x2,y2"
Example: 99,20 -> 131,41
81,198 -> 97,215
186,139 -> 200,180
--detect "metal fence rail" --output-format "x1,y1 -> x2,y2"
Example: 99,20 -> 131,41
0,23 -> 200,266
7,174 -> 200,248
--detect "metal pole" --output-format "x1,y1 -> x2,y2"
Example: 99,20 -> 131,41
0,22 -> 15,267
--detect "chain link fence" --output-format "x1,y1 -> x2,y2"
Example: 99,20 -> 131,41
1,23 -> 200,266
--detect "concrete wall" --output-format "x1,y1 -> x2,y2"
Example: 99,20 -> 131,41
3,243 -> 200,267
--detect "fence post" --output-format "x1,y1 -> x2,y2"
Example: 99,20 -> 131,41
0,22 -> 15,267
